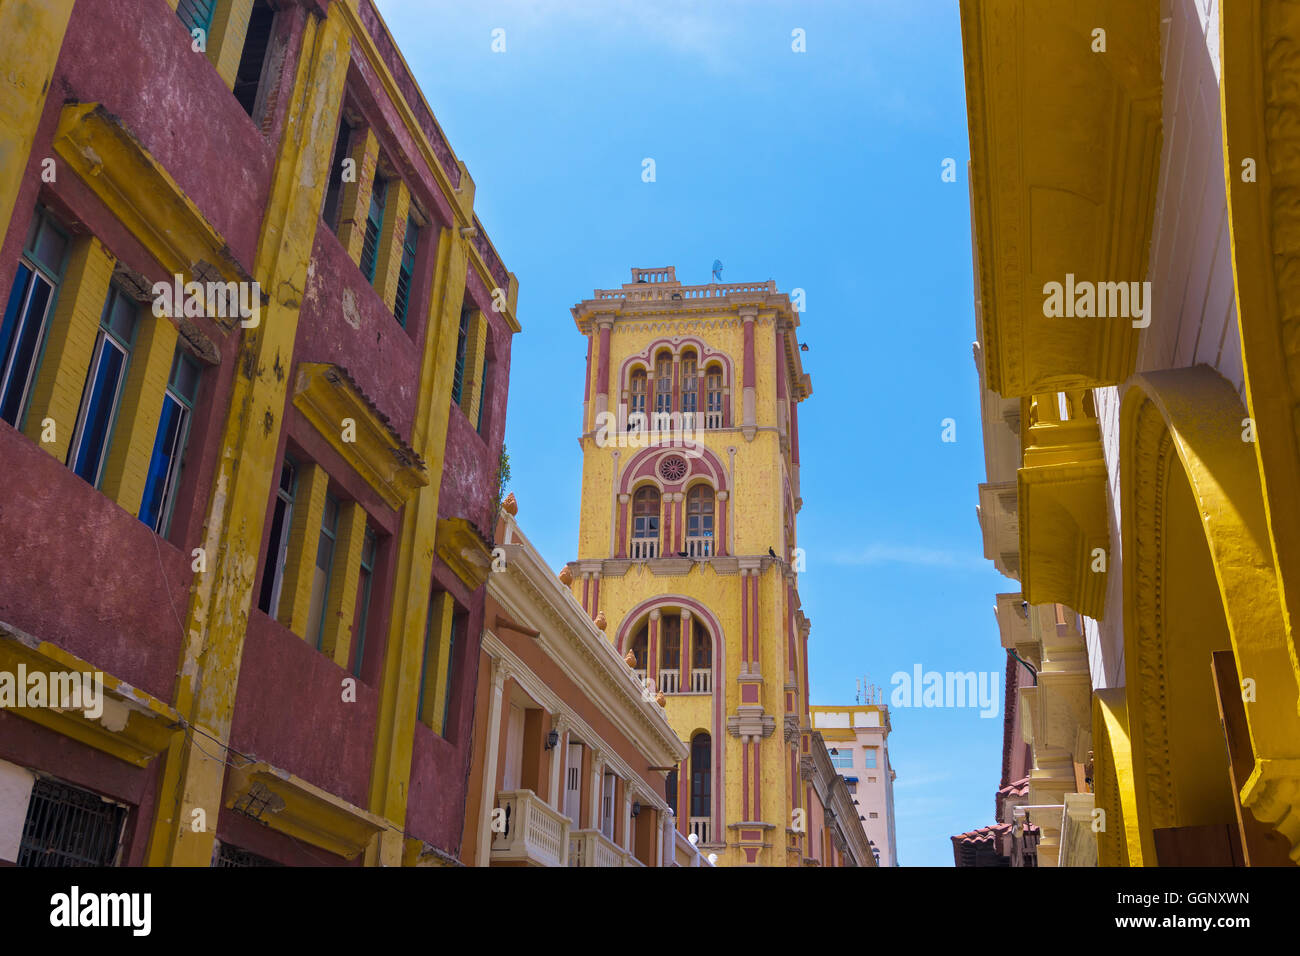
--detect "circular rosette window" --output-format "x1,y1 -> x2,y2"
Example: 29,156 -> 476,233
658,454 -> 689,483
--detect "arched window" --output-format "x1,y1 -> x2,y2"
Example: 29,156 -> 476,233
629,624 -> 648,670
681,353 -> 698,423
690,620 -> 712,692
690,732 -> 711,830
631,486 -> 660,559
628,368 -> 647,429
654,354 -> 673,416
686,485 -> 714,557
661,616 -> 681,671
705,364 -> 724,428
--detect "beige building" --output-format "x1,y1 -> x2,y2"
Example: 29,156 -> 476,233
809,705 -> 898,866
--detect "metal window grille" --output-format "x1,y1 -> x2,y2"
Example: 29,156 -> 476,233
360,179 -> 386,282
18,777 -> 127,867
475,366 -> 486,432
213,841 -> 283,867
451,307 -> 470,405
176,0 -> 217,35
394,217 -> 417,326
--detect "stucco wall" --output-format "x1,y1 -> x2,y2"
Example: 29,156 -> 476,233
1086,0 -> 1241,689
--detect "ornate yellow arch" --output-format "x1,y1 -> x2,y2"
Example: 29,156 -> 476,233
1121,368 -> 1300,861
1221,0 -> 1300,705
1091,689 -> 1148,866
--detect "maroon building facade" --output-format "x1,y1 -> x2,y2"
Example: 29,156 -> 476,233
0,0 -> 518,867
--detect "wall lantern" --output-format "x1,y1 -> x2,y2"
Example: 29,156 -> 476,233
545,729 -> 560,750
631,801 -> 642,818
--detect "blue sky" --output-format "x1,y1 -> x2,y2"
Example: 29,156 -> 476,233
376,0 -> 1010,866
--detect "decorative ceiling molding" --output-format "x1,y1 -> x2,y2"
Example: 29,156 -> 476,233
961,0 -> 1161,397
1017,399 -> 1108,619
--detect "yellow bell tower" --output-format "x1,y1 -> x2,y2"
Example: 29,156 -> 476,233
565,266 -> 814,866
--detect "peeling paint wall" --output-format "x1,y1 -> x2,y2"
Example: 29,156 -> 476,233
0,425 -> 186,701
229,612 -> 378,810
0,0 -> 518,867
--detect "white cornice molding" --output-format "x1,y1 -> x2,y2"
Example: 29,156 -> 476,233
481,630 -> 671,813
486,518 -> 688,769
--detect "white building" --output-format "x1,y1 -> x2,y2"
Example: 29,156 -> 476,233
809,705 -> 898,866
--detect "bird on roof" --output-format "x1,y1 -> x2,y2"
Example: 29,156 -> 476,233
768,547 -> 777,558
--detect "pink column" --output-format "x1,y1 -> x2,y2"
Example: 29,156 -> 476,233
648,610 -> 660,683
743,319 -> 756,389
582,574 -> 590,613
672,357 -> 680,421
680,609 -> 691,688
596,322 -> 612,399
753,737 -> 762,820
584,336 -> 593,399
750,572 -> 760,673
786,583 -> 795,674
717,491 -> 728,556
674,495 -> 684,553
697,370 -> 706,427
662,498 -> 672,557
740,568 -> 750,668
646,360 -> 657,427
742,742 -> 750,820
617,495 -> 628,558
790,400 -> 801,463
592,575 -> 600,620
775,328 -> 787,400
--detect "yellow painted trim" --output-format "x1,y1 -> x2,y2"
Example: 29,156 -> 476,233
331,0 -> 524,334
1121,367 -> 1300,860
291,362 -> 429,509
367,226 -> 469,866
0,621 -> 182,768
462,308 -> 489,426
207,0 -> 255,91
436,517 -> 493,592
374,178 -> 409,312
1220,0 -> 1300,715
337,1 -> 469,225
1017,395 -> 1109,618
1091,689 -> 1147,867
960,0 -> 1160,397
320,500 -> 365,669
100,320 -> 179,515
223,760 -> 387,859
145,12 -> 352,867
51,104 -> 251,314
21,237 -> 115,457
421,590 -> 455,733
337,126 -> 379,267
0,0 -> 75,245
279,460 -> 329,637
